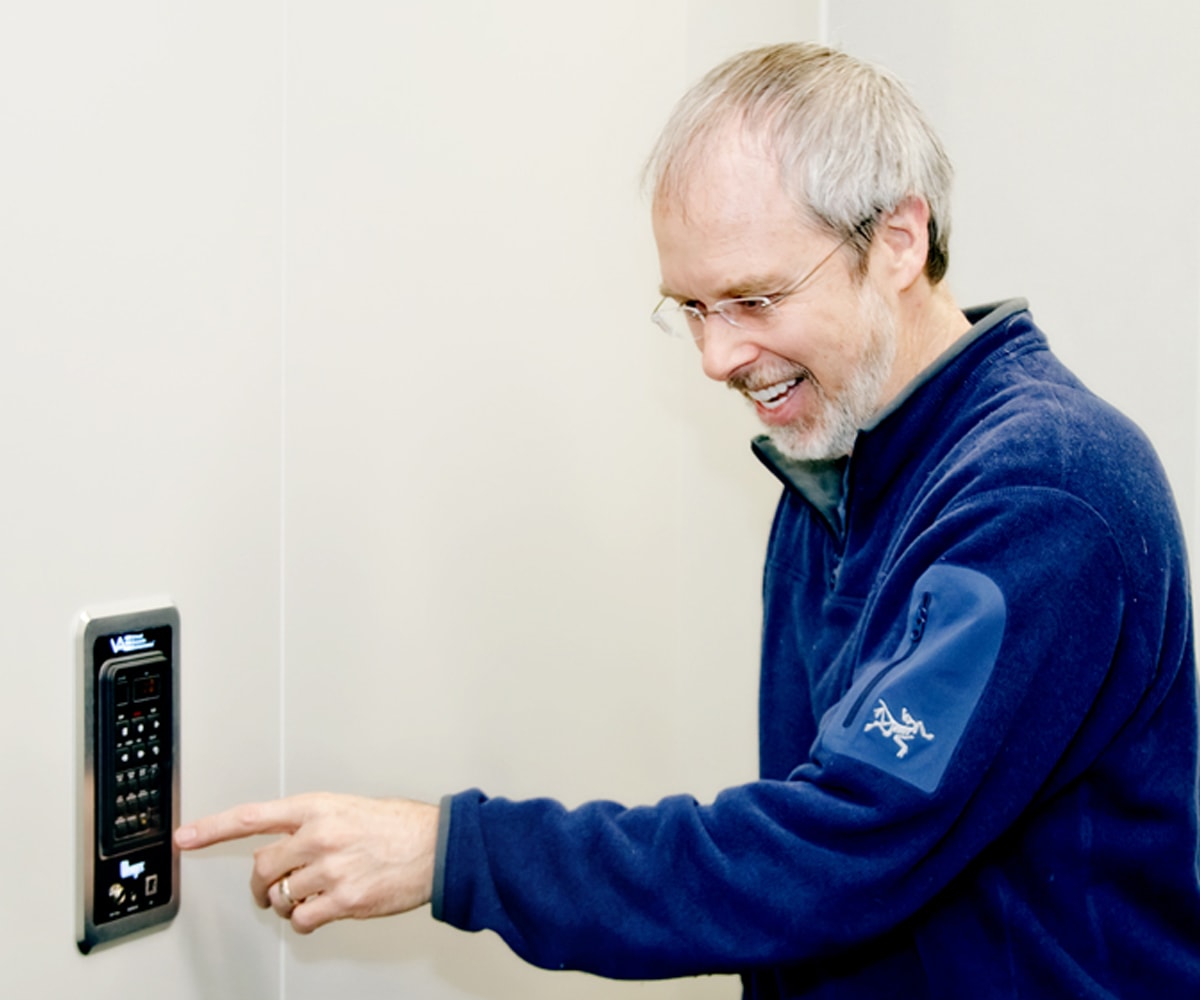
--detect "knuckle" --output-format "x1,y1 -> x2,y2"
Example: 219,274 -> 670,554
331,881 -> 367,915
307,818 -> 341,853
251,848 -> 275,883
291,913 -> 315,935
292,898 -> 330,935
235,803 -> 263,832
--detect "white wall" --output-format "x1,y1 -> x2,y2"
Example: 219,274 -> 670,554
280,3 -> 812,999
826,0 -> 1200,543
0,2 -> 284,998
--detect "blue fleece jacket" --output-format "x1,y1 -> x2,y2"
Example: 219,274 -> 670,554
433,301 -> 1200,997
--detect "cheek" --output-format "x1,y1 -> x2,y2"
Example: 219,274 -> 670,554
781,311 -> 859,386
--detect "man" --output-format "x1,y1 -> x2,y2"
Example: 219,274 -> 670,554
177,43 -> 1200,997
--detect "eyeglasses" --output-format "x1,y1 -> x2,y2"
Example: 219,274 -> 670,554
650,222 -> 868,344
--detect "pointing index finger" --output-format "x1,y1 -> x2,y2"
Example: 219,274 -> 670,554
175,798 -> 308,850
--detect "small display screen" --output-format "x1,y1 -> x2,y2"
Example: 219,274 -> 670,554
132,676 -> 160,702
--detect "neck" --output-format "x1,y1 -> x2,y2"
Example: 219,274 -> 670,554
879,278 -> 970,410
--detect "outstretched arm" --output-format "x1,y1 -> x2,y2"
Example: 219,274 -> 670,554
175,793 -> 439,934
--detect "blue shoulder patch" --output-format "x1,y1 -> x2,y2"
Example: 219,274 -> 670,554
816,564 -> 1006,794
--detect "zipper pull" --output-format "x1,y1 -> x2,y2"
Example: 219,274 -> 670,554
911,592 -> 931,642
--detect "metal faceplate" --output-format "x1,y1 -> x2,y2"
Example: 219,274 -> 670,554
77,601 -> 180,954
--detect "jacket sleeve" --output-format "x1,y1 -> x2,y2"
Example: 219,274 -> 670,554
430,487 -> 1149,980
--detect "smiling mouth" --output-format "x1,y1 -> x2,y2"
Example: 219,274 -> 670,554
745,376 -> 803,410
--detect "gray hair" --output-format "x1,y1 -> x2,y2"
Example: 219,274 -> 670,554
646,42 -> 954,283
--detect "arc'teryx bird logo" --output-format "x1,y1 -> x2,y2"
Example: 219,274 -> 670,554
864,698 -> 935,758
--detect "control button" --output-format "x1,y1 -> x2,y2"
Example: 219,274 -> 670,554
109,883 -> 126,903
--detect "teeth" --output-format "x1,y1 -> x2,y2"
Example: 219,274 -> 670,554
747,378 -> 800,409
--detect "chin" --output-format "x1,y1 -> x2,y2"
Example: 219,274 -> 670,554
765,420 -> 857,462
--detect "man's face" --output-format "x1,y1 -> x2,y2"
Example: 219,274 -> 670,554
652,141 -> 898,461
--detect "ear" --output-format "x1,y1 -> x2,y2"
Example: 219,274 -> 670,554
874,195 -> 931,291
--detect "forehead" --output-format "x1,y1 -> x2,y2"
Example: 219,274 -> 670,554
655,133 -> 792,231
652,137 -> 816,296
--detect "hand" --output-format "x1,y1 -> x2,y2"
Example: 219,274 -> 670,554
175,792 -> 440,934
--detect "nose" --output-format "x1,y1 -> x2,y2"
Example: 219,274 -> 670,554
697,316 -> 760,383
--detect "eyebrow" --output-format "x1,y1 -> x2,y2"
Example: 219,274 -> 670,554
658,273 -> 787,303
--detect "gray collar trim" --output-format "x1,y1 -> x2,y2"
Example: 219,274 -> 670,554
864,298 -> 1028,431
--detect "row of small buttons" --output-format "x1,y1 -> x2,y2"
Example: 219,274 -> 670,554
114,809 -> 162,839
115,763 -> 160,791
115,710 -> 163,743
116,787 -> 161,812
113,740 -> 164,768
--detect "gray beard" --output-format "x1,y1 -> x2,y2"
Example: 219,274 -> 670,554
763,284 -> 897,462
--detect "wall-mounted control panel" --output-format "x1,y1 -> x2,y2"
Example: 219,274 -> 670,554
77,602 -> 180,954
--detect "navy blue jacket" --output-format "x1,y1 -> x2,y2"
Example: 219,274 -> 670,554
433,301 -> 1200,997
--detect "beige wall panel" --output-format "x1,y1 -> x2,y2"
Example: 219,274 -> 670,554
0,2 -> 283,996
282,1 -> 816,997
827,0 -> 1200,543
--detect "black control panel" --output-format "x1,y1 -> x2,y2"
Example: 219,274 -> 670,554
78,604 -> 180,953
100,650 -> 170,855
